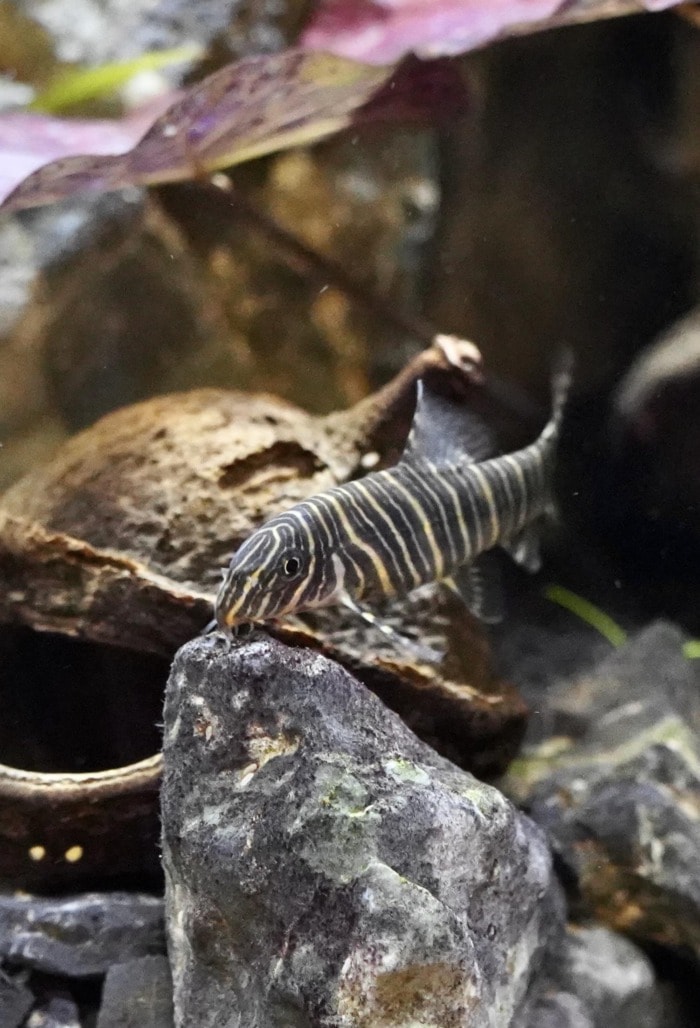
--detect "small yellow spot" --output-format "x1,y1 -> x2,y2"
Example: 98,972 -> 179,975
64,845 -> 84,863
28,845 -> 46,862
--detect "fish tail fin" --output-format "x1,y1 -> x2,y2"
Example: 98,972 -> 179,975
540,347 -> 573,445
499,351 -> 572,578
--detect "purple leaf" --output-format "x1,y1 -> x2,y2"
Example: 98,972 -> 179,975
301,0 -> 686,65
358,56 -> 470,124
0,97 -> 176,210
0,49 -> 390,213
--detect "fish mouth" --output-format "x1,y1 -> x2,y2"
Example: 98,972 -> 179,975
214,593 -> 240,632
213,605 -> 257,641
214,590 -> 265,636
214,572 -> 254,629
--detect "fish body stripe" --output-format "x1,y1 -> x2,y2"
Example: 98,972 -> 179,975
283,509 -> 321,614
293,496 -> 366,598
349,478 -> 420,592
377,467 -> 445,581
364,475 -> 427,589
217,531 -> 269,619
219,439 -> 554,616
216,366 -> 567,626
398,464 -> 461,572
338,484 -> 407,593
248,435 -> 555,609
321,439 -> 552,603
465,465 -> 500,551
311,489 -> 393,596
455,448 -> 548,548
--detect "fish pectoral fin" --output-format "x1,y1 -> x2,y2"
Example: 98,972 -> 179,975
340,593 -> 404,642
339,593 -> 442,662
446,553 -> 504,624
402,379 -> 497,468
503,524 -> 543,573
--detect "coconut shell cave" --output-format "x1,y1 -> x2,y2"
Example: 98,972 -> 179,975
0,338 -> 527,889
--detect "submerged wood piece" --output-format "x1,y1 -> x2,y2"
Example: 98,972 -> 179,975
0,755 -> 162,890
0,335 -> 485,646
0,518 -> 211,657
0,338 -> 525,887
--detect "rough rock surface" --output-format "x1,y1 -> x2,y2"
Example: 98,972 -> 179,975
527,991 -> 594,1028
14,0 -> 306,66
26,995 -> 81,1028
0,892 -> 165,977
534,925 -> 665,1028
504,621 -> 700,957
97,955 -> 174,1028
162,633 -> 563,1028
0,969 -> 33,1028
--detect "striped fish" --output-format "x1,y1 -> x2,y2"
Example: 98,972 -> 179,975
215,358 -> 570,634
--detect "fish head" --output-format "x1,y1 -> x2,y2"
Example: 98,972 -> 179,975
215,516 -> 320,630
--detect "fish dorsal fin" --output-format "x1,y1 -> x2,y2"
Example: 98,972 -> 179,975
402,380 -> 497,468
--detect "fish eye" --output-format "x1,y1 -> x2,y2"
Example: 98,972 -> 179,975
280,552 -> 302,578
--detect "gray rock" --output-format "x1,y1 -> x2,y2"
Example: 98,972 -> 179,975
504,621 -> 700,957
613,306 -> 700,550
17,0 -> 305,68
161,633 -> 564,1028
26,995 -> 81,1028
535,619 -> 700,736
490,582 -> 613,739
0,969 -> 33,1028
0,891 -> 165,977
97,955 -> 174,1028
526,991 -> 594,1028
549,925 -> 663,1028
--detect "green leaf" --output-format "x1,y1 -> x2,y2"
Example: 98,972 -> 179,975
30,45 -> 203,114
543,584 -> 628,648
